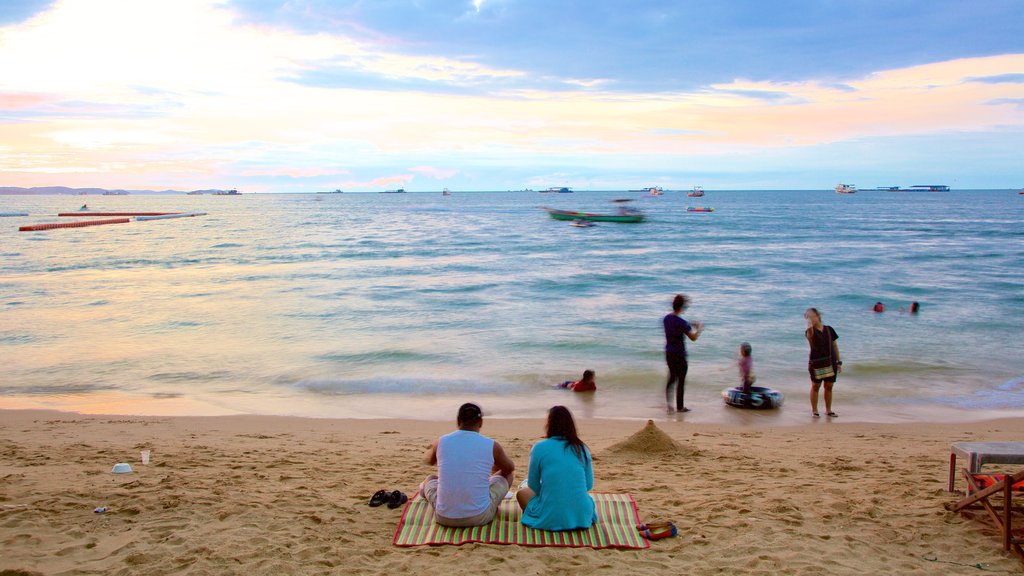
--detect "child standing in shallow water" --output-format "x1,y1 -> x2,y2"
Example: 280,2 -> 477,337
738,343 -> 755,395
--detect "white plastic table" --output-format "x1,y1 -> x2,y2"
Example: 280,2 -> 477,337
948,442 -> 1024,492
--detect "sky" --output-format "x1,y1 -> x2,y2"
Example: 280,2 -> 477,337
1,0 -> 1022,192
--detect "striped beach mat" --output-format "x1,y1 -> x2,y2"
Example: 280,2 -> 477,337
393,492 -> 649,549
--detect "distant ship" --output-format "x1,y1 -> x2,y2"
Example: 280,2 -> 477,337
687,186 -> 705,197
102,190 -> 129,195
834,183 -> 857,194
630,186 -> 663,196
905,185 -> 950,191
213,189 -> 241,195
316,189 -> 343,194
381,188 -> 406,193
540,187 -> 572,193
442,188 -> 451,196
186,191 -> 203,195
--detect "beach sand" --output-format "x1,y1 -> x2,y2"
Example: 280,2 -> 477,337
2,409 -> 1023,575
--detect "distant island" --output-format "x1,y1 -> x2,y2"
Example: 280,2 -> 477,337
0,186 -> 238,195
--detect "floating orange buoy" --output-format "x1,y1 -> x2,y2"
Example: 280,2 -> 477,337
19,218 -> 131,231
57,212 -> 179,217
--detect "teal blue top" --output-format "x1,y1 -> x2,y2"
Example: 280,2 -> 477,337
520,437 -> 596,531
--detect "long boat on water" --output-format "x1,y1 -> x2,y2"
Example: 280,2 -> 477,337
539,187 -> 572,193
380,188 -> 406,193
543,207 -> 645,223
904,185 -> 950,191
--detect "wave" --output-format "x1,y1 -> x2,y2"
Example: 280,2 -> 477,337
933,377 -> 1024,409
315,350 -> 451,365
147,370 -> 233,383
293,376 -> 505,396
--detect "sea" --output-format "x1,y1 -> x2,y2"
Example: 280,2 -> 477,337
1,189 -> 1022,426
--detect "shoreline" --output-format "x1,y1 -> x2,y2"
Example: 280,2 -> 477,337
4,408 -> 1024,574
3,385 -> 1024,428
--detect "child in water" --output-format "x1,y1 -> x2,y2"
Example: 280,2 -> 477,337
558,369 -> 596,392
738,343 -> 755,395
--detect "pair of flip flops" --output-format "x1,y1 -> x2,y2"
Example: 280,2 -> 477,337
369,489 -> 408,509
636,520 -> 677,540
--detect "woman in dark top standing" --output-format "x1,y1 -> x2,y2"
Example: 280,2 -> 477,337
664,294 -> 703,413
805,307 -> 841,418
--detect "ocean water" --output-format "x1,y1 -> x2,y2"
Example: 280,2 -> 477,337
1,190 -> 1022,425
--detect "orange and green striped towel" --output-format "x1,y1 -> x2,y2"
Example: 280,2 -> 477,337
393,492 -> 649,549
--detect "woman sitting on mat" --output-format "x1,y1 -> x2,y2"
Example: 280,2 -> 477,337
517,406 -> 596,531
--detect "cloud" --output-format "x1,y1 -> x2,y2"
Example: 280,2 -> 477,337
1,1 -> 1023,190
987,98 -> 1024,109
410,166 -> 458,179
965,73 -> 1024,84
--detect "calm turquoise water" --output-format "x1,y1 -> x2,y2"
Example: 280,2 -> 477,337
1,190 -> 1022,425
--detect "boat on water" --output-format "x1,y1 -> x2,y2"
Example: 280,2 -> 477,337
904,185 -> 950,192
870,186 -> 900,191
686,206 -> 715,213
381,188 -> 406,193
102,190 -> 128,195
540,187 -> 572,194
687,186 -> 704,197
213,189 -> 241,195
316,189 -> 343,194
442,188 -> 451,196
627,186 -> 663,196
543,207 -> 645,223
186,191 -> 203,195
835,183 -> 857,194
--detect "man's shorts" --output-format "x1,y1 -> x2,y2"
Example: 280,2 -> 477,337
422,474 -> 510,527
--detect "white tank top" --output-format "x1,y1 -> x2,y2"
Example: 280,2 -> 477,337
436,429 -> 495,519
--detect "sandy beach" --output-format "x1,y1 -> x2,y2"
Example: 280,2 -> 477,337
3,409 -> 1024,575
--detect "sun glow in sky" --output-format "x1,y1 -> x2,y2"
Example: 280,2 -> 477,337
1,0 -> 1023,191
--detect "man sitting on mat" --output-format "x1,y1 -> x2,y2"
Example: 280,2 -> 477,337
420,403 -> 516,527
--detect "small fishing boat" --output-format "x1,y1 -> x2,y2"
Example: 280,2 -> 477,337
543,207 -> 645,223
687,186 -> 705,197
381,188 -> 406,193
442,188 -> 451,196
627,186 -> 663,196
686,206 -> 714,213
835,183 -> 857,194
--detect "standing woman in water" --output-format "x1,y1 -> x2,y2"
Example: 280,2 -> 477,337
805,307 -> 841,418
664,294 -> 703,413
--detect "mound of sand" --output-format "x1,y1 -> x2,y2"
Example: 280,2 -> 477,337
605,419 -> 697,456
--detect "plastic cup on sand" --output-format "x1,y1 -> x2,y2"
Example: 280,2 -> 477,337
141,450 -> 151,465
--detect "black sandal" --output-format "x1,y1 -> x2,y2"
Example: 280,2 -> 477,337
827,411 -> 838,417
387,491 -> 408,509
369,489 -> 389,507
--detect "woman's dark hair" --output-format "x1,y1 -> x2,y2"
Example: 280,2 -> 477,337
545,406 -> 587,463
672,294 -> 689,312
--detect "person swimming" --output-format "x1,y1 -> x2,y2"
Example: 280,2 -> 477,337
558,369 -> 596,392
